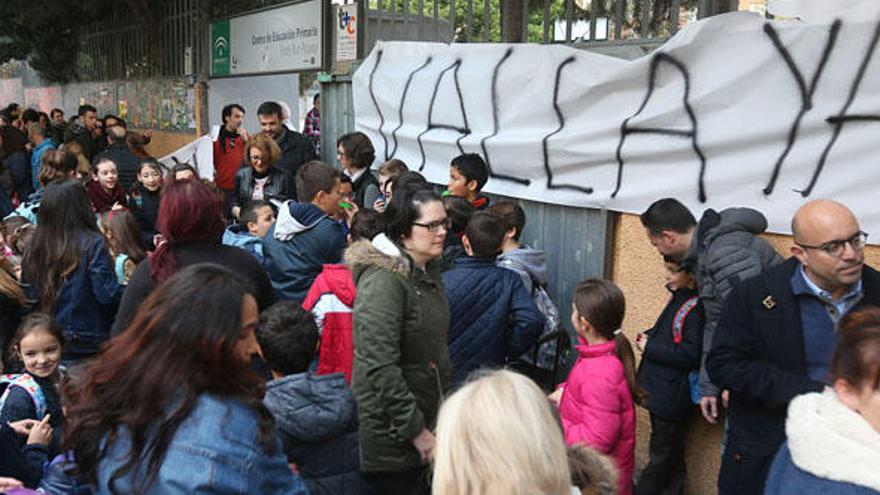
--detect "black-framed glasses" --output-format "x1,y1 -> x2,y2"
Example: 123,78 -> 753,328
413,218 -> 451,233
796,231 -> 868,257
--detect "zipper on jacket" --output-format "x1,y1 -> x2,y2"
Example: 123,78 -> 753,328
429,360 -> 444,404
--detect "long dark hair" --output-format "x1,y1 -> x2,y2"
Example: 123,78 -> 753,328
100,209 -> 146,263
384,179 -> 440,242
22,179 -> 101,311
572,279 -> 642,404
64,263 -> 275,494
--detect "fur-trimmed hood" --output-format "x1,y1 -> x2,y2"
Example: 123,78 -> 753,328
785,388 -> 880,490
344,233 -> 410,279
567,445 -> 619,495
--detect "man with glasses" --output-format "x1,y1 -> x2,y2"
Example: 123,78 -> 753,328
707,199 -> 880,495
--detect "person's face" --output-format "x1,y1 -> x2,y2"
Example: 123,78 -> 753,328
402,200 -> 448,264
379,173 -> 393,197
337,145 -> 355,171
646,229 -> 688,260
258,113 -> 282,139
138,165 -> 162,191
447,166 -> 474,199
18,328 -> 62,379
52,112 -> 64,125
339,182 -> 353,203
174,169 -> 195,182
314,97 -> 320,111
96,161 -> 118,190
836,379 -> 880,433
792,211 -> 865,296
226,108 -> 244,131
105,117 -> 119,129
39,115 -> 50,129
83,111 -> 97,131
233,294 -> 261,364
248,205 -> 276,238
315,178 -> 344,216
249,147 -> 270,174
664,262 -> 695,291
570,303 -> 590,338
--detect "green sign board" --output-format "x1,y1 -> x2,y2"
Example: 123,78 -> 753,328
211,20 -> 231,76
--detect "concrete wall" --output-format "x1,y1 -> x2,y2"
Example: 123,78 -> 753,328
612,212 -> 880,494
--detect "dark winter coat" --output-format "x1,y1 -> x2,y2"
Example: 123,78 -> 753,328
262,201 -> 347,302
683,207 -> 783,397
0,293 -> 24,352
707,258 -> 880,494
3,149 -> 32,201
0,373 -> 64,455
64,122 -> 100,161
127,182 -> 160,249
345,234 -> 452,473
95,143 -> 141,191
264,372 -> 365,495
232,165 -> 294,211
274,127 -> 318,196
22,232 -> 123,361
442,256 -> 543,385
636,287 -> 703,421
0,423 -> 48,488
112,242 -> 276,335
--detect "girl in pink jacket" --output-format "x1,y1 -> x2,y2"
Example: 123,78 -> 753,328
554,278 -> 638,495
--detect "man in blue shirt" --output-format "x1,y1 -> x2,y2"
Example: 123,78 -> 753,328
708,199 -> 880,495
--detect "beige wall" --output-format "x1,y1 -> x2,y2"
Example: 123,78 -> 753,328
132,129 -> 199,159
611,212 -> 880,494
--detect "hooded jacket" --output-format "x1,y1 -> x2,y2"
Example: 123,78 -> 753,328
264,373 -> 365,495
443,256 -> 543,386
765,389 -> 880,494
345,234 -> 452,472
262,201 -> 347,302
559,339 -> 636,495
683,207 -> 783,397
222,224 -> 265,266
302,264 -> 357,382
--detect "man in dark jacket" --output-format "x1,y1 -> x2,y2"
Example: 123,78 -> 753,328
707,199 -> 880,495
641,198 -> 783,424
262,161 -> 348,302
94,125 -> 140,191
257,302 -> 364,495
443,211 -> 542,386
63,104 -> 100,161
257,101 -> 318,196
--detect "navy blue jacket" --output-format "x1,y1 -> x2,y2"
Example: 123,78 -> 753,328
637,287 -> 703,421
262,202 -> 347,302
0,374 -> 64,455
264,372 -> 365,495
0,423 -> 48,488
765,443 -> 879,495
443,256 -> 543,385
707,257 -> 880,494
23,232 -> 123,361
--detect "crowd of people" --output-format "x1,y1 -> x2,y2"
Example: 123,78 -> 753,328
0,96 -> 878,495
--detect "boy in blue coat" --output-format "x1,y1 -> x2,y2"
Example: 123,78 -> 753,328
633,256 -> 704,495
222,200 -> 275,265
443,211 -> 543,386
257,301 -> 365,495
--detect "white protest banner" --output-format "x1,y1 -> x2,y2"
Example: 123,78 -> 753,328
159,135 -> 214,181
353,1 -> 880,238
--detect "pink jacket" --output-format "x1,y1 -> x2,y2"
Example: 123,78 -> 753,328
559,338 -> 636,495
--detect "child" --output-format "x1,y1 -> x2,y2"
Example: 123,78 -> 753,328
447,153 -> 490,210
99,209 -> 146,285
262,161 -> 349,302
0,313 -> 65,460
491,200 -> 569,390
257,302 -> 365,495
441,195 -> 474,267
372,159 -> 408,212
633,257 -> 703,495
303,209 -> 383,383
222,200 -> 275,265
86,157 -> 127,213
128,158 -> 162,249
552,279 -> 636,495
443,211 -> 543,386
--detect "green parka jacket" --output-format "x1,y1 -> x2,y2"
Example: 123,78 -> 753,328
345,234 -> 452,473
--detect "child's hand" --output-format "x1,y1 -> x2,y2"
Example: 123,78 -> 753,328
0,477 -> 22,490
373,197 -> 386,213
111,202 -> 125,211
635,333 -> 647,353
8,419 -> 39,436
26,414 -> 52,446
547,387 -> 563,405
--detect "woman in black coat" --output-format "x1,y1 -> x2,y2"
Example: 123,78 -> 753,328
231,133 -> 294,220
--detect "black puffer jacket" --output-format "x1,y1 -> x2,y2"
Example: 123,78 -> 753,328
263,372 -> 365,495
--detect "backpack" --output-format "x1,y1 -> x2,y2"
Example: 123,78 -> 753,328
0,373 -> 47,419
670,296 -> 703,405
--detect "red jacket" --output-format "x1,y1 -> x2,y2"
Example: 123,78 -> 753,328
302,264 -> 356,383
213,133 -> 246,190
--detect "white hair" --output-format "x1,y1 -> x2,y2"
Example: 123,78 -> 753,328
432,370 -> 572,495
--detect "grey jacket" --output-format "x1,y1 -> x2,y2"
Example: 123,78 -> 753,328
264,372 -> 365,495
682,208 -> 783,396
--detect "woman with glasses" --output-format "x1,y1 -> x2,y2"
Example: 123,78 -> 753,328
231,132 -> 294,220
344,182 -> 452,495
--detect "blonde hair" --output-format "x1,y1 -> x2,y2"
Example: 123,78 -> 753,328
432,370 -> 572,495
